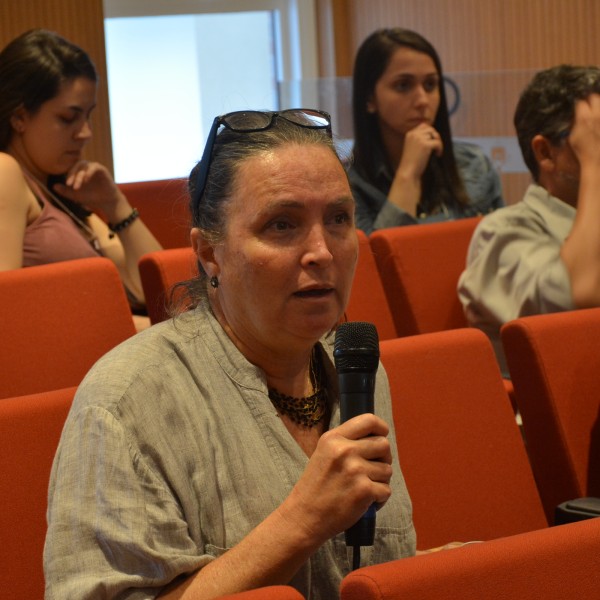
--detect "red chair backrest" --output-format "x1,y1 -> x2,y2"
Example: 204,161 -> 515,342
118,178 -> 190,249
501,307 -> 600,522
369,217 -> 481,337
345,229 -> 398,340
0,386 -> 76,599
380,328 -> 547,549
139,247 -> 198,324
0,258 -> 136,399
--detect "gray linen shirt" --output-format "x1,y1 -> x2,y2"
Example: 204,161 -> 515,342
44,301 -> 416,599
458,183 -> 576,376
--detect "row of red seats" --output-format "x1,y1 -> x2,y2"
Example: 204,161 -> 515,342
2,180 -> 600,597
3,314 -> 600,597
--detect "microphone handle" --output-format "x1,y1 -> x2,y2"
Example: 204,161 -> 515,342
339,372 -> 376,547
339,373 -> 375,420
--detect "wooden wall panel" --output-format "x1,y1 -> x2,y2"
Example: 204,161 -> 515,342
327,0 -> 600,204
317,0 -> 355,78
0,0 -> 113,173
343,0 -> 600,72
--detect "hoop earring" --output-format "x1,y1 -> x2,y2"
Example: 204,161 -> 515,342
210,276 -> 219,288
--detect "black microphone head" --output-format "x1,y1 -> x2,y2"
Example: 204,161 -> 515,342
333,321 -> 379,373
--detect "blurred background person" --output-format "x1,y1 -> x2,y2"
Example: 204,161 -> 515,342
458,65 -> 600,376
0,29 -> 162,328
348,27 -> 504,234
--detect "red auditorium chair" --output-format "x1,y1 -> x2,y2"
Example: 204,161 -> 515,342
118,178 -> 190,249
139,247 -> 198,324
369,217 -> 481,337
501,307 -> 600,522
341,518 -> 600,600
380,328 -> 546,549
0,386 -> 76,599
344,229 -> 398,340
0,257 -> 136,399
369,217 -> 515,404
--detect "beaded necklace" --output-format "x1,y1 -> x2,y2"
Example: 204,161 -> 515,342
268,349 -> 328,428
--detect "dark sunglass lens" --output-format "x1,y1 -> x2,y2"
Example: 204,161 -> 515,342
223,111 -> 273,132
281,109 -> 330,128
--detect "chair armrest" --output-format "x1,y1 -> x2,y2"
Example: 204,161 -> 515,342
555,497 -> 600,525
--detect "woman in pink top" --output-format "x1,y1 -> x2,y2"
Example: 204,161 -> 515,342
0,29 -> 162,324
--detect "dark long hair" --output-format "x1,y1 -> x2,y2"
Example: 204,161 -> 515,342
351,28 -> 468,211
0,28 -> 97,150
0,29 -> 98,220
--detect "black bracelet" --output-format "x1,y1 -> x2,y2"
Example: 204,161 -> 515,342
108,208 -> 140,233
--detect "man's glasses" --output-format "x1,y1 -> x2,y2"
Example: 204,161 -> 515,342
193,109 -> 332,204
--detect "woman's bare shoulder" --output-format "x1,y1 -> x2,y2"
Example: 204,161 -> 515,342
0,152 -> 27,184
0,153 -> 34,270
0,152 -> 34,211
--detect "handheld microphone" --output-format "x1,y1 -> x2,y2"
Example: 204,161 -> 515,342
333,321 -> 380,548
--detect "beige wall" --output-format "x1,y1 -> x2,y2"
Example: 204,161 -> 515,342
0,0 -> 113,173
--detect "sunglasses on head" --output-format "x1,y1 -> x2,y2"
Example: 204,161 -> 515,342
193,108 -> 332,203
